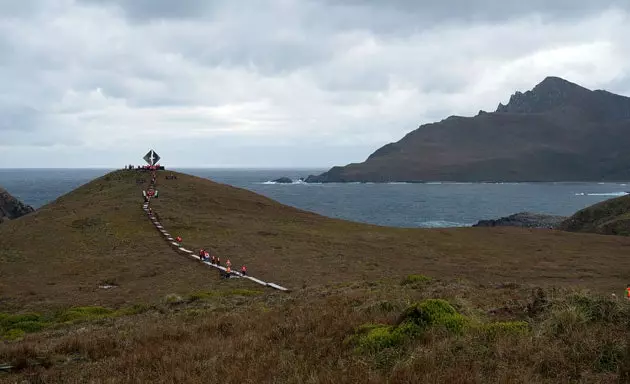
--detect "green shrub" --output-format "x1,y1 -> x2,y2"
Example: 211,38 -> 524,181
398,299 -> 469,334
0,313 -> 41,327
9,321 -> 48,333
2,328 -> 25,341
351,299 -> 470,354
354,325 -> 405,353
114,304 -> 151,316
401,274 -> 432,286
164,294 -> 184,304
56,306 -> 114,323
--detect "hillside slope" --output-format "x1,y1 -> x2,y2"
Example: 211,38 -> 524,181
2,170 -> 630,311
0,186 -> 34,224
306,77 -> 630,182
560,194 -> 630,236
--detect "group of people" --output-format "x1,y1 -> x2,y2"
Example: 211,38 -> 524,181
142,169 -> 250,281
198,248 -> 247,278
126,164 -> 165,170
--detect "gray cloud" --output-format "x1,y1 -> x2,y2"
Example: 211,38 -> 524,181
76,0 -> 215,21
0,0 -> 629,167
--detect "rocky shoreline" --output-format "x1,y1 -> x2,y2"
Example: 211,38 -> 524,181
472,212 -> 567,229
0,187 -> 35,224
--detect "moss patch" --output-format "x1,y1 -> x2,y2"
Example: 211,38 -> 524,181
401,274 -> 432,286
0,304 -> 151,340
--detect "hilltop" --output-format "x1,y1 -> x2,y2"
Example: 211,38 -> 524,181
306,77 -> 630,182
1,169 -> 630,312
0,187 -> 34,224
2,170 -> 630,382
560,194 -> 630,236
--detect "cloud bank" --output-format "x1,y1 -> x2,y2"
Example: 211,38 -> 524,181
1,0 -> 629,167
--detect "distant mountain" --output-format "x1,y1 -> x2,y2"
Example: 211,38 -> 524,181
306,77 -> 630,182
0,186 -> 34,224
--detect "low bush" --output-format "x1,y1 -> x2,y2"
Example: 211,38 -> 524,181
55,306 -> 114,323
401,274 -> 432,286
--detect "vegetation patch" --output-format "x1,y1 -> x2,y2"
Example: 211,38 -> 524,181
475,321 -> 529,340
401,274 -> 432,286
55,306 -> 114,323
0,305 -> 151,340
349,299 -> 470,353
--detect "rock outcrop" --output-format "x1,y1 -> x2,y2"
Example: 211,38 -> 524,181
306,76 -> 630,183
0,186 -> 34,224
559,194 -> 630,236
473,212 -> 567,229
271,177 -> 294,184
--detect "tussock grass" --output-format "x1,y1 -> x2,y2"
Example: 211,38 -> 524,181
1,280 -> 629,383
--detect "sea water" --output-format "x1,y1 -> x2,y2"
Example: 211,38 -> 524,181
0,168 -> 628,228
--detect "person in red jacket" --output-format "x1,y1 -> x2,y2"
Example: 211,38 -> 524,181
241,265 -> 247,276
175,236 -> 182,244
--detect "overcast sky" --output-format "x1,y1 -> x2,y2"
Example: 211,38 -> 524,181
1,0 -> 629,168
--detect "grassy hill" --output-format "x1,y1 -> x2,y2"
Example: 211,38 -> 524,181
2,169 -> 630,382
560,194 -> 630,236
2,169 -> 630,311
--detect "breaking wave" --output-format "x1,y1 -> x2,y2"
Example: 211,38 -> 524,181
261,179 -> 307,185
574,192 -> 628,197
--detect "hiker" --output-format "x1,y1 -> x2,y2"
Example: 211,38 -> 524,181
154,190 -> 159,198
241,265 -> 247,276
226,259 -> 231,269
626,284 -> 630,301
203,250 -> 209,261
198,249 -> 205,258
176,236 -> 182,244
225,265 -> 232,277
216,256 -> 221,266
211,255 -> 216,264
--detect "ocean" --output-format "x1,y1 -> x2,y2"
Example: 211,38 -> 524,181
1,168 -> 628,228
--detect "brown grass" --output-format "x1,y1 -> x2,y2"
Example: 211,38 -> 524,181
1,279 -> 629,383
1,169 -> 630,313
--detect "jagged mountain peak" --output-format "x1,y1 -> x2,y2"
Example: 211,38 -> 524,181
495,76 -> 592,114
495,76 -> 630,121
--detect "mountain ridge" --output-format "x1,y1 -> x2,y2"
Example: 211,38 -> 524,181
306,76 -> 630,183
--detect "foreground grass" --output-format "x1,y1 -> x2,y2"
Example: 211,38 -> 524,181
1,278 -> 629,383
